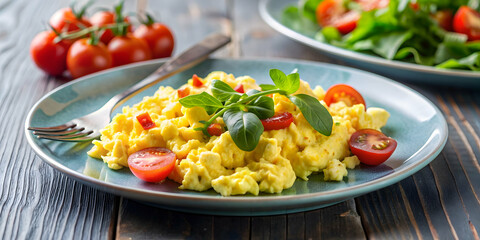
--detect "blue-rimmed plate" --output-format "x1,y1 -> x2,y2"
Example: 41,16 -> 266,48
259,0 -> 480,86
25,58 -> 447,216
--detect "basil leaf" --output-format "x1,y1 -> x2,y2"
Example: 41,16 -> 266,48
179,92 -> 223,108
288,94 -> 332,136
259,84 -> 277,91
211,80 -> 238,101
246,89 -> 261,96
223,108 -> 264,151
246,96 -> 275,120
269,69 -> 300,94
224,94 -> 242,106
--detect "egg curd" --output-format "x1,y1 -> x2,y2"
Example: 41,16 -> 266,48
87,71 -> 390,196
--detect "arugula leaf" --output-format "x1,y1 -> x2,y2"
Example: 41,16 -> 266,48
223,108 -> 264,151
269,69 -> 300,94
289,94 -> 333,136
246,96 -> 275,119
211,80 -> 239,102
436,52 -> 480,70
179,92 -> 223,109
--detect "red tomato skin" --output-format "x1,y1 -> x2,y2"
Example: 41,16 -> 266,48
177,87 -> 190,98
356,0 -> 389,11
349,129 -> 397,166
136,112 -> 156,130
133,23 -> 175,59
207,123 -> 223,136
324,84 -> 366,107
67,39 -> 112,78
432,10 -> 453,31
128,148 -> 176,183
234,84 -> 245,93
333,11 -> 360,35
261,112 -> 294,131
108,35 -> 152,67
90,11 -> 132,44
30,31 -> 71,76
453,6 -> 480,41
49,8 -> 91,33
192,74 -> 203,87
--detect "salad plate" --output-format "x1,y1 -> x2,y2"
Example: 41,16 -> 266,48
25,58 -> 447,216
259,0 -> 480,86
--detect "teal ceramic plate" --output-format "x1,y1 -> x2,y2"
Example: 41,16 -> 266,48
25,58 -> 447,216
259,0 -> 480,86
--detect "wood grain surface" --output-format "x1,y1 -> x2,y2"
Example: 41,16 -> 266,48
1,0 -> 479,239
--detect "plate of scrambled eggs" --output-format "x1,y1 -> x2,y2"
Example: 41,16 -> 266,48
25,58 -> 447,216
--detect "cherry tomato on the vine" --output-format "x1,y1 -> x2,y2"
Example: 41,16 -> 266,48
90,11 -> 132,44
133,22 -> 175,59
128,147 -> 176,183
261,112 -> 294,131
108,34 -> 152,67
453,6 -> 480,41
49,7 -> 91,33
67,38 -> 112,78
30,31 -> 72,76
324,84 -> 366,107
349,129 -> 397,166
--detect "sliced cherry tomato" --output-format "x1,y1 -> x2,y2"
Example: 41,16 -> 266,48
261,112 -> 294,131
67,38 -> 112,78
177,87 -> 190,98
453,6 -> 480,41
136,112 -> 156,130
49,7 -> 91,33
127,147 -> 176,183
432,10 -> 453,31
133,23 -> 175,59
192,74 -> 204,87
316,0 -> 360,34
90,11 -> 132,44
108,34 -> 152,67
207,123 -> 223,136
30,31 -> 72,76
234,84 -> 245,93
324,84 -> 366,107
349,129 -> 397,166
356,0 -> 389,11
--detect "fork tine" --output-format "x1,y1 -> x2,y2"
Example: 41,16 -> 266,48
28,123 -> 76,132
33,127 -> 85,136
36,135 -> 97,142
36,130 -> 94,140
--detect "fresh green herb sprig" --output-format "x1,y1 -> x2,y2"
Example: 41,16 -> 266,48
179,69 -> 333,151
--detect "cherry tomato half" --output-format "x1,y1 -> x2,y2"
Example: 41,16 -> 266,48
67,38 -> 112,78
30,31 -> 72,76
128,147 -> 176,183
349,129 -> 397,166
136,112 -> 156,130
261,112 -> 294,131
324,84 -> 366,107
133,23 -> 175,59
108,35 -> 152,67
453,6 -> 480,41
49,7 -> 91,33
90,11 -> 132,44
316,0 -> 360,34
207,123 -> 223,136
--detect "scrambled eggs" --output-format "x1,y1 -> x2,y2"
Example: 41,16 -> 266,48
88,71 -> 390,196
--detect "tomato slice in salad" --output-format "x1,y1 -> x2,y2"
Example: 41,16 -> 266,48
128,147 -> 176,183
316,0 -> 360,34
356,0 -> 389,11
261,112 -> 294,131
207,123 -> 223,136
324,84 -> 366,107
453,6 -> 480,41
349,129 -> 397,166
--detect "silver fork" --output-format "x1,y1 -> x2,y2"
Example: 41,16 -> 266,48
28,33 -> 231,142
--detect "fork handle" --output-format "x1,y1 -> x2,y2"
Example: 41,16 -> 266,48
102,32 -> 231,113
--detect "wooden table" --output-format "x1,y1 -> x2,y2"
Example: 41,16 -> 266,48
2,0 -> 480,239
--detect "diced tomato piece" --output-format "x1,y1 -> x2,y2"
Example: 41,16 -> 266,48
207,123 -> 223,136
234,84 -> 245,93
453,6 -> 480,41
261,112 -> 294,131
136,112 -> 156,130
177,87 -> 190,98
192,74 -> 204,87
